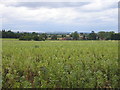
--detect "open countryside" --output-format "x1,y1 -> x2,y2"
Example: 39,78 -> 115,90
1,1 -> 119,89
2,37 -> 119,88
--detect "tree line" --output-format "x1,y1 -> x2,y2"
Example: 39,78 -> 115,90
1,30 -> 120,41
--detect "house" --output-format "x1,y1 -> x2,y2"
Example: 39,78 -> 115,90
62,37 -> 73,40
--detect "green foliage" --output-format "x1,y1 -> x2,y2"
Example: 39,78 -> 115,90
98,31 -> 115,40
19,35 -> 32,41
98,31 -> 106,40
2,30 -> 120,40
111,33 -> 120,40
41,33 -> 48,40
33,35 -> 45,41
2,39 -> 119,88
71,31 -> 79,40
2,30 -> 21,38
33,36 -> 39,41
88,31 -> 97,40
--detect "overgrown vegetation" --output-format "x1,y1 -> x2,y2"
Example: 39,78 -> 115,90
2,39 -> 119,88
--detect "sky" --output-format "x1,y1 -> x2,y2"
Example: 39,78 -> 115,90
0,0 -> 118,33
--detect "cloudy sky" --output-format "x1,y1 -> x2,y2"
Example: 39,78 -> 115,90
0,0 -> 118,33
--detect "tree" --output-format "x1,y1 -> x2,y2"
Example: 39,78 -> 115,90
71,31 -> 79,40
83,35 -> 86,40
88,31 -> 97,40
80,33 -> 86,40
61,34 -> 66,38
111,33 -> 120,40
33,36 -> 40,41
41,33 -> 48,40
39,35 -> 45,41
19,35 -> 32,41
98,31 -> 115,40
33,35 -> 45,41
32,32 -> 38,36
98,31 -> 106,40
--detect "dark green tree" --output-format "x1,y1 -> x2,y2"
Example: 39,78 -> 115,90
98,31 -> 106,40
88,31 -> 97,40
98,31 -> 115,40
19,35 -> 32,41
71,31 -> 79,40
111,33 -> 120,40
41,33 -> 48,40
33,35 -> 45,41
61,34 -> 66,38
33,36 -> 39,41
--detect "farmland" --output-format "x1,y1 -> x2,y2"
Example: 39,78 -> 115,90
2,39 -> 119,88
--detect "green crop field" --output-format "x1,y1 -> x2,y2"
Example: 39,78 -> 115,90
2,39 -> 119,88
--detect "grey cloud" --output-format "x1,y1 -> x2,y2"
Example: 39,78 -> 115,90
8,2 -> 90,8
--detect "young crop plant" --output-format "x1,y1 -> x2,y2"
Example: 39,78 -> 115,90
2,39 -> 119,88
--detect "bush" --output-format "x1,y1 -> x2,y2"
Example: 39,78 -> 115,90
19,35 -> 32,41
33,35 -> 45,41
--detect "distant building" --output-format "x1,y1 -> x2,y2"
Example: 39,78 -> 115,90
62,37 -> 73,40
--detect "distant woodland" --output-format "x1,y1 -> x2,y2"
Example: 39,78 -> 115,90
1,30 -> 120,41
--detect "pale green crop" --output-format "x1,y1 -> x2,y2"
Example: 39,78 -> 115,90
2,39 -> 119,88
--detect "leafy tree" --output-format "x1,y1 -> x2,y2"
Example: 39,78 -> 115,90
88,31 -> 97,40
80,33 -> 86,40
2,30 -> 120,41
61,34 -> 66,38
105,31 -> 115,40
111,33 -> 120,40
98,31 -> 106,40
19,35 -> 32,41
71,31 -> 79,40
39,35 -> 45,41
32,32 -> 38,36
82,35 -> 86,40
33,35 -> 45,41
41,33 -> 48,40
33,36 -> 40,41
80,33 -> 83,35
98,31 -> 115,40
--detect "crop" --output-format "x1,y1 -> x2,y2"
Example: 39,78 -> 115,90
2,39 -> 119,88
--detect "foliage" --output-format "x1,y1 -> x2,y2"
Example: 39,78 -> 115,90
98,31 -> 114,40
111,33 -> 120,40
41,33 -> 48,40
33,35 -> 45,41
2,39 -> 119,88
1,30 -> 120,40
88,31 -> 97,40
61,35 -> 66,38
70,31 -> 79,40
19,35 -> 32,41
2,30 -> 21,38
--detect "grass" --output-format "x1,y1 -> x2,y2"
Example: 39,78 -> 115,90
2,39 -> 119,88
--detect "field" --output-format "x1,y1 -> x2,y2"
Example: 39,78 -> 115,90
2,39 -> 119,88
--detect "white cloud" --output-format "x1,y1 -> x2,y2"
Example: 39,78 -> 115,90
0,0 -> 119,2
80,0 -> 117,11
0,0 -> 118,32
1,4 -> 117,24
